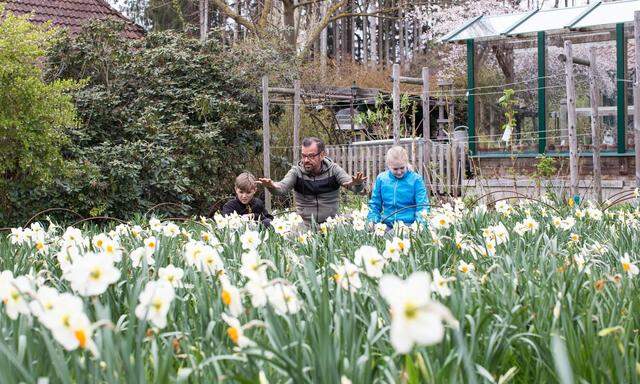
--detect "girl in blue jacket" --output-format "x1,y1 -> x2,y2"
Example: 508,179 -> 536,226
367,146 -> 429,227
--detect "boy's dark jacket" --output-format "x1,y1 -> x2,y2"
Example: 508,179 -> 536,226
221,197 -> 273,226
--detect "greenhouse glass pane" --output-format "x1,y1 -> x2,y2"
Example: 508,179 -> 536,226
572,1 -> 640,29
509,6 -> 587,35
452,14 -> 523,41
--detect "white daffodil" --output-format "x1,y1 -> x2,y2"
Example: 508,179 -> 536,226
383,240 -> 400,262
522,217 -> 539,233
560,216 -> 576,230
245,279 -> 268,308
29,285 -> 60,320
265,282 -> 301,316
162,222 -> 180,238
379,272 -> 455,354
56,240 -> 81,273
220,282 -> 244,317
240,230 -> 261,250
92,233 -> 110,251
130,247 -> 155,267
621,253 -> 639,277
101,238 -> 122,263
458,260 -> 475,275
9,227 -> 28,245
271,218 -> 291,236
239,250 -> 268,283
0,272 -> 34,320
221,313 -> 254,348
149,218 -> 163,232
331,259 -> 362,292
354,245 -> 386,278
158,264 -> 184,288
66,252 -> 121,297
353,217 -> 366,231
41,293 -> 96,353
374,223 -> 387,237
135,280 -> 175,329
431,269 -> 455,298
62,227 -> 86,247
31,231 -> 49,255
430,214 -> 451,230
143,236 -> 158,255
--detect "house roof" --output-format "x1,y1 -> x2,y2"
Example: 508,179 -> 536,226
2,0 -> 145,39
441,0 -> 640,43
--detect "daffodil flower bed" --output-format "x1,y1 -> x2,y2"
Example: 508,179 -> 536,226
1,198 -> 639,383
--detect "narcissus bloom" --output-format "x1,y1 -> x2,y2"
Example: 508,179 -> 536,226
66,252 -> 121,297
379,272 -> 455,354
0,272 -> 34,320
221,282 -> 244,317
265,282 -> 301,316
42,293 -> 96,353
158,264 -> 184,288
240,230 -> 261,250
331,259 -> 362,292
620,253 -> 639,277
135,280 -> 175,328
221,313 -> 254,348
354,245 -> 386,278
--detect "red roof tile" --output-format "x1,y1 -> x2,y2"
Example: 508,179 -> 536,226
2,0 -> 145,39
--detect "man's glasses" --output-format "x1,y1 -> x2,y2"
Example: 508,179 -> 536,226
301,152 -> 321,160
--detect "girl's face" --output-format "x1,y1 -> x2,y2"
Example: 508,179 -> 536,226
387,158 -> 408,179
235,187 -> 256,205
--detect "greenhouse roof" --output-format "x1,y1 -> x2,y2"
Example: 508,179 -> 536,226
441,0 -> 640,43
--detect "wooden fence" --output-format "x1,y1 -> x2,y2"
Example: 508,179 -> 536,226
325,138 -> 466,196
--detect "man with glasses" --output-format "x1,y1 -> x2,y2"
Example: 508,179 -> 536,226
258,137 -> 366,227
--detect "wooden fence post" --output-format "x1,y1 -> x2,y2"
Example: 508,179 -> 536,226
293,80 -> 301,165
262,76 -> 271,211
588,47 -> 603,203
392,63 -> 400,145
564,41 -> 579,198
634,11 -> 640,187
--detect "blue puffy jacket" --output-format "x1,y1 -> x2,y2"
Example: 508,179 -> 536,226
367,170 -> 429,226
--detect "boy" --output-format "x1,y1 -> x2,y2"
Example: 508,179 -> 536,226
222,172 -> 273,227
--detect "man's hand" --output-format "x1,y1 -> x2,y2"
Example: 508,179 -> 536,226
257,178 -> 276,189
342,172 -> 366,188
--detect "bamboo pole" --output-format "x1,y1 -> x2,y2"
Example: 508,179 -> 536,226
564,41 -> 579,198
262,76 -> 271,210
588,47 -> 602,203
293,80 -> 301,165
392,63 -> 400,145
634,11 -> 640,186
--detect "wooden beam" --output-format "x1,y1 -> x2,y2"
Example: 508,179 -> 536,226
293,80 -> 301,165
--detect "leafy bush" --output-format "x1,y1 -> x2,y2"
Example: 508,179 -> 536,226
0,7 -> 81,224
2,20 -> 266,226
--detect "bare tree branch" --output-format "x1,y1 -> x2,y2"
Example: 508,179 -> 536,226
210,0 -> 256,31
257,0 -> 275,29
298,0 -> 348,57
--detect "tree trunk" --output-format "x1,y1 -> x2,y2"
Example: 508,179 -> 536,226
369,0 -> 378,66
283,0 -> 296,49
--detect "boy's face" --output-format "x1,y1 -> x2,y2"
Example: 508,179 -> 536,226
235,187 -> 256,205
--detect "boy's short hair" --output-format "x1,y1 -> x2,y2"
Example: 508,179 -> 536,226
235,172 -> 257,191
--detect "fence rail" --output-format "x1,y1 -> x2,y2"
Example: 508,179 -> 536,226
325,138 -> 466,196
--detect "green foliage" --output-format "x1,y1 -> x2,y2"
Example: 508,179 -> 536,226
2,20 -> 264,225
0,7 -> 81,220
498,89 -> 518,135
535,156 -> 558,179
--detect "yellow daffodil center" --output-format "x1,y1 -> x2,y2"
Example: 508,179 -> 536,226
148,242 -> 155,249
221,290 -> 232,306
106,244 -> 114,253
461,266 -> 469,273
227,327 -> 239,344
404,302 -> 418,319
74,329 -> 87,348
623,262 -> 630,272
96,240 -> 103,248
62,314 -> 70,327
36,242 -> 44,250
152,298 -> 163,312
90,268 -> 102,280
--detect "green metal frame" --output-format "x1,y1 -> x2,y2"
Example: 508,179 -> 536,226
616,23 -> 626,154
538,31 -> 546,154
467,39 -> 476,155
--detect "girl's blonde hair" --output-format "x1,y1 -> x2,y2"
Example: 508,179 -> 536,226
385,146 -> 409,167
